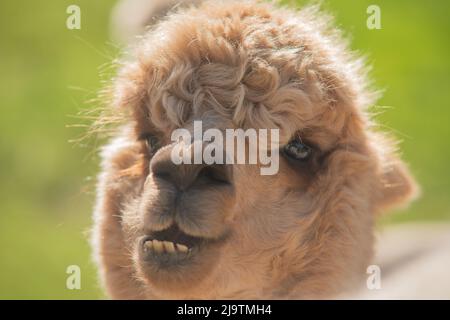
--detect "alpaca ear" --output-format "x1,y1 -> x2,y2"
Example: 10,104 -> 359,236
376,157 -> 419,212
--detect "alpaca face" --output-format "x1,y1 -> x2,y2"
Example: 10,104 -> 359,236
93,1 -> 417,299
130,118 -> 327,297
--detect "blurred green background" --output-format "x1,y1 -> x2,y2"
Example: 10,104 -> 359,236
0,0 -> 449,299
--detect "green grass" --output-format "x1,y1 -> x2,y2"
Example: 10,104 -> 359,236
0,0 -> 449,299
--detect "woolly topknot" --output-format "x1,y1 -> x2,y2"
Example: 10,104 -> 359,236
113,0 -> 374,145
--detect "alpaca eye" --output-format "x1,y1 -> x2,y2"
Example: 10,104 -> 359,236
283,139 -> 312,161
144,135 -> 159,154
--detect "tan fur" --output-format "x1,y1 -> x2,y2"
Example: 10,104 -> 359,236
92,0 -> 418,299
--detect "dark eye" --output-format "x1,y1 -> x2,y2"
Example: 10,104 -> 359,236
143,134 -> 160,154
283,139 -> 312,161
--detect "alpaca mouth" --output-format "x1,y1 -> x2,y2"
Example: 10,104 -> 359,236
140,224 -> 206,266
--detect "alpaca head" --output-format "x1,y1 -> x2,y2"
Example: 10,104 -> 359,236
93,0 -> 417,299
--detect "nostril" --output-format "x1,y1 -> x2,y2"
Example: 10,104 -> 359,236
200,165 -> 232,185
151,165 -> 174,184
149,145 -> 232,189
152,170 -> 171,181
149,148 -> 176,182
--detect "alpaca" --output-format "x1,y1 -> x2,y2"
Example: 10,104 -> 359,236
92,0 -> 417,299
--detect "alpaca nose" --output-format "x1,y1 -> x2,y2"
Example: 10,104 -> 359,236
150,144 -> 231,190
